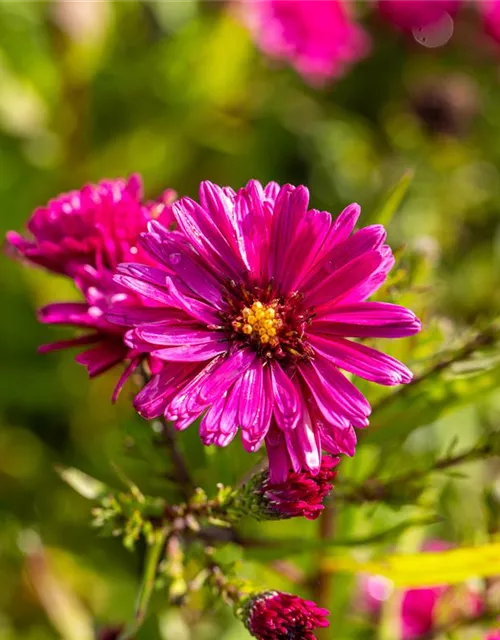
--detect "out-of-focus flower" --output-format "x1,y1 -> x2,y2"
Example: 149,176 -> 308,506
359,541 -> 484,639
240,0 -> 370,85
239,455 -> 339,521
6,176 -> 175,397
377,0 -> 461,32
400,586 -> 448,639
482,0 -> 500,44
240,590 -> 329,639
112,180 -> 420,480
486,630 -> 500,640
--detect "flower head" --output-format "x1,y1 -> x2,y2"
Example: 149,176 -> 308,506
246,455 -> 339,521
241,0 -> 370,85
6,175 -> 148,277
6,176 -> 175,396
241,591 -> 329,640
114,180 -> 420,481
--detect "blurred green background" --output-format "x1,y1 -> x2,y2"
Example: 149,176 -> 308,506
2,2 -> 500,639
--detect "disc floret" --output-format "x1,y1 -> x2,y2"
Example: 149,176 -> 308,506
233,301 -> 283,348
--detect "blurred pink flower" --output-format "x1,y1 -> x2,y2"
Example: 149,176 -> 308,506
112,180 -> 420,481
482,0 -> 500,43
377,0 -> 462,32
241,0 -> 370,85
360,540 -> 484,640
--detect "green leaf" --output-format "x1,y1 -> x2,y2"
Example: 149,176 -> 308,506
370,169 -> 414,227
56,466 -> 108,500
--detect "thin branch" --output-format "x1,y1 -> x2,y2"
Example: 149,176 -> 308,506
335,439 -> 499,505
371,329 -> 497,416
155,417 -> 194,501
312,504 -> 336,640
135,365 -> 194,500
118,528 -> 168,640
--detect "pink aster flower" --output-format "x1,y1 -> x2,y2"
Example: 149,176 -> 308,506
112,180 -> 420,481
241,591 -> 329,639
377,0 -> 462,33
240,0 -> 370,85
6,176 -> 175,397
255,454 -> 339,520
6,175 -> 147,277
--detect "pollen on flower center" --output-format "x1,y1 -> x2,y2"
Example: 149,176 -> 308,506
233,300 -> 283,347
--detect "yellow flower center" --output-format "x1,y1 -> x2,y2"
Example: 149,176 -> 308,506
233,300 -> 282,347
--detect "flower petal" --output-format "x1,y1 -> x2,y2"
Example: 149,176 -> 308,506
151,339 -> 228,362
38,302 -> 101,328
134,362 -> 200,420
269,361 -> 301,430
239,363 -> 272,452
268,185 -> 309,288
299,357 -> 371,428
75,341 -> 128,377
309,334 -> 413,385
172,196 -> 243,277
136,326 -> 220,347
141,224 -> 225,309
313,301 -> 421,337
304,250 -> 385,311
197,348 -> 257,405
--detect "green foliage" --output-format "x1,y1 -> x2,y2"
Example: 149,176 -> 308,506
3,2 -> 500,640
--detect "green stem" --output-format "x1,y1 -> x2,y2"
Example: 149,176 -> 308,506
335,438 -> 499,504
118,528 -> 168,640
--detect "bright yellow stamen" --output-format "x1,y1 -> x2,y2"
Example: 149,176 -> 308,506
237,300 -> 282,347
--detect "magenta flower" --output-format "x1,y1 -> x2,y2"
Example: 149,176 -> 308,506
483,0 -> 500,44
241,0 -> 370,85
400,587 -> 447,639
6,175 -> 147,277
359,541 -> 484,640
6,176 -> 174,397
377,0 -> 461,33
112,180 -> 420,481
242,591 -> 329,639
487,631 -> 500,640
256,455 -> 339,520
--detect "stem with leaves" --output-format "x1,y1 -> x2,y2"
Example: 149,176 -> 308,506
135,366 -> 194,500
335,437 -> 500,505
371,327 -> 499,416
